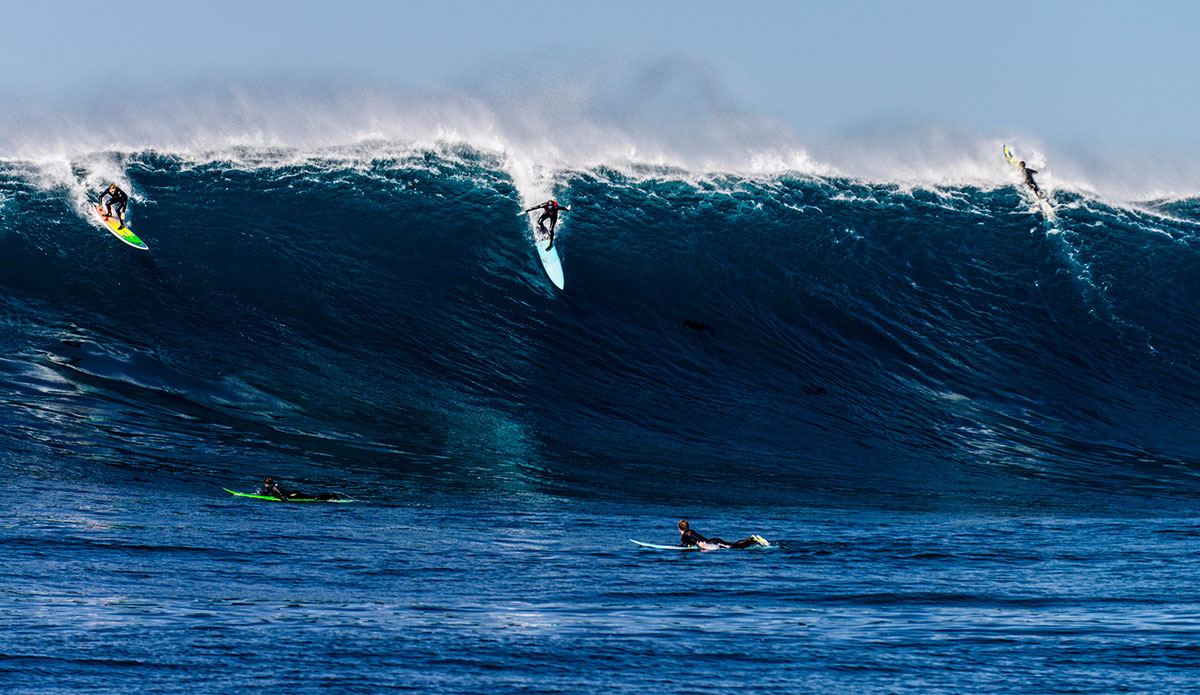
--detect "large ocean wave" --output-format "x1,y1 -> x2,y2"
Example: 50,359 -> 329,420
3,134 -> 1200,509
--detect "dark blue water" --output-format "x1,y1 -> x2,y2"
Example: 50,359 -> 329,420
4,144 -> 1200,693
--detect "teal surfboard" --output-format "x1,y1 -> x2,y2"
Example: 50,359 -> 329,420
630,536 -> 770,550
537,237 -> 565,290
520,207 -> 567,290
630,539 -> 701,550
223,488 -> 355,503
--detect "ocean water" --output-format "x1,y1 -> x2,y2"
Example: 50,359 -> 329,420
4,142 -> 1200,693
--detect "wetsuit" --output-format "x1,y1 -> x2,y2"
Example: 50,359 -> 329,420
259,480 -> 294,500
259,480 -> 339,501
1021,166 -> 1041,197
680,528 -> 758,550
530,201 -> 565,249
99,186 -> 128,221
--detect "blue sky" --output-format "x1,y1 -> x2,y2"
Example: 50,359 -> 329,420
9,1 -> 1199,156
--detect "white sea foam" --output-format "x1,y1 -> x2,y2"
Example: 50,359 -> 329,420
3,60 -> 1197,203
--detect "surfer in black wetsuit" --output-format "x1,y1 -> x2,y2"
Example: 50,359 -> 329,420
523,199 -> 568,250
98,183 -> 129,227
678,519 -> 767,549
1018,161 -> 1042,198
259,476 -> 340,501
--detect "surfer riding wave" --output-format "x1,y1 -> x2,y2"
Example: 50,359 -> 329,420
524,199 -> 569,250
98,183 -> 128,227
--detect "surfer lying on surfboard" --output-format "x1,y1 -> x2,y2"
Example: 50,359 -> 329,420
98,183 -> 129,228
523,199 -> 569,250
678,519 -> 768,550
260,476 -> 341,501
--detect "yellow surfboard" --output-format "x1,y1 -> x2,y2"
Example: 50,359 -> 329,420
93,205 -> 148,250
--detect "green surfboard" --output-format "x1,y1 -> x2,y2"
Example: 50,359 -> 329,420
223,488 -> 355,503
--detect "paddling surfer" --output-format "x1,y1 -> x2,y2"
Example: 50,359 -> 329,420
677,519 -> 767,550
259,476 -> 340,501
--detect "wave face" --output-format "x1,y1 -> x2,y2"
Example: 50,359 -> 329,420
4,143 -> 1200,509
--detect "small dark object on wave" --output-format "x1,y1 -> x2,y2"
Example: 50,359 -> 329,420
683,320 -> 714,334
804,386 -> 828,395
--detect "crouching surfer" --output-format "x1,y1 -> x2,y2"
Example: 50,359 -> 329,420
260,476 -> 340,501
98,183 -> 129,228
523,199 -> 568,250
678,519 -> 768,549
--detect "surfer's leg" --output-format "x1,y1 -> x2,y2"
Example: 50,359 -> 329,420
729,538 -> 758,549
